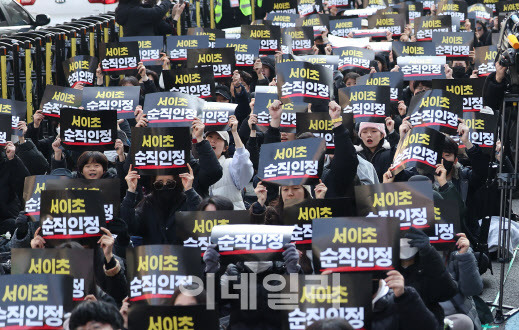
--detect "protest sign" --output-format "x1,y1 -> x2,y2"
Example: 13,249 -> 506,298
276,61 -> 333,105
126,245 -> 202,304
82,86 -> 140,119
431,200 -> 461,250
163,67 -> 216,99
200,102 -> 237,131
187,27 -> 225,48
408,89 -> 463,135
215,39 -> 261,71
99,41 -> 140,76
119,36 -> 163,67
128,305 -> 219,330
211,224 -> 294,263
267,12 -> 299,28
258,138 -> 326,186
282,273 -> 372,330
46,178 -> 120,223
451,111 -> 497,156
0,98 -> 26,136
392,41 -> 437,58
175,210 -> 251,252
40,85 -> 82,118
397,56 -> 446,80
186,47 -> 236,80
312,217 -> 400,273
330,18 -> 363,37
468,3 -> 493,21
336,46 -> 375,74
12,248 -> 95,302
0,274 -> 73,329
63,55 -> 98,87
130,126 -> 191,175
297,0 -> 320,16
283,198 -> 356,248
432,78 -> 485,112
241,25 -> 282,54
271,0 -> 298,13
339,85 -> 391,123
296,112 -> 354,153
23,175 -> 63,223
296,14 -> 329,37
166,35 -> 211,64
474,45 -> 497,77
297,55 -> 339,71
355,181 -> 436,232
433,32 -> 473,58
367,13 -> 406,36
414,15 -> 451,41
143,92 -> 204,127
253,90 -> 301,133
0,114 -> 11,145
437,0 -> 468,21
39,189 -> 106,247
281,27 -> 314,55
391,127 -> 446,176
356,72 -> 404,102
60,108 -> 117,151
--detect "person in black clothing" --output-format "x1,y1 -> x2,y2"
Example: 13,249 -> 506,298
473,20 -> 492,48
482,61 -> 507,111
115,0 -> 172,37
69,301 -> 124,330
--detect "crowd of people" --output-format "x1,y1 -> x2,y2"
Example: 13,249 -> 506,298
0,0 -> 516,329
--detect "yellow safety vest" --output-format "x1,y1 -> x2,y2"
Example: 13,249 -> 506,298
257,0 -> 262,7
240,0 -> 252,16
215,0 -> 251,23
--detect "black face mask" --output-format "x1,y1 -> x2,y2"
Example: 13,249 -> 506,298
442,158 -> 455,174
452,66 -> 467,79
316,44 -> 326,54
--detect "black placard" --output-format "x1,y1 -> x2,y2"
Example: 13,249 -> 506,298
355,181 -> 436,233
0,274 -> 73,329
253,90 -> 301,133
408,2 -> 423,22
120,36 -> 164,66
437,0 -> 468,21
276,61 -> 333,105
271,0 -> 298,13
296,14 -> 329,37
432,32 -> 473,58
60,108 -> 117,151
40,85 -> 82,118
297,0 -> 321,16
339,85 -> 391,123
482,0 -> 498,13
257,138 -> 326,186
283,198 -> 355,248
408,89 -> 463,135
215,39 -> 261,70
356,72 -> 404,102
367,13 -> 406,36
164,67 -> 216,99
82,86 -> 140,119
330,18 -> 362,37
431,199 -> 461,250
143,92 -> 204,127
312,217 -> 400,273
128,305 -> 219,330
241,25 -> 282,54
187,27 -> 225,48
210,224 -> 294,263
126,245 -> 202,304
23,175 -> 63,223
175,210 -> 251,252
297,55 -> 339,71
296,112 -> 354,153
282,273 -> 372,330
0,98 -> 26,136
46,178 -> 120,223
99,41 -> 140,76
467,3 -> 493,21
397,56 -> 446,80
39,189 -> 107,247
63,55 -> 98,88
451,111 -> 498,156
392,41 -> 436,57
414,15 -> 451,41
200,102 -> 237,131
282,27 -> 314,55
474,45 -> 497,77
186,47 -> 236,80
391,126 -> 446,176
0,114 -> 10,145
432,78 -> 485,112
130,126 -> 191,175
336,46 -> 375,74
496,0 -> 519,13
266,12 -> 299,28
12,248 -> 95,302
166,35 -> 211,64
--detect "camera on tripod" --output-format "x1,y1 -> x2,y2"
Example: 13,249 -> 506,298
496,13 -> 519,90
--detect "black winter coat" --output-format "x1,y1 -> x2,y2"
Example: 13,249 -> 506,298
15,139 -> 49,175
120,189 -> 201,244
482,71 -> 506,111
372,286 -> 439,330
115,0 -> 171,37
0,155 -> 30,221
398,245 -> 458,329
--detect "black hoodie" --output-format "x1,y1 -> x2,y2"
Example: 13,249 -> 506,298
115,0 -> 171,37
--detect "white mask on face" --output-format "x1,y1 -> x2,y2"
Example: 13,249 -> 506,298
244,261 -> 272,273
400,238 -> 418,260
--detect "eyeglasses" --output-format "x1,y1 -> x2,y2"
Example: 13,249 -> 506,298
153,180 -> 176,190
476,26 -> 483,31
